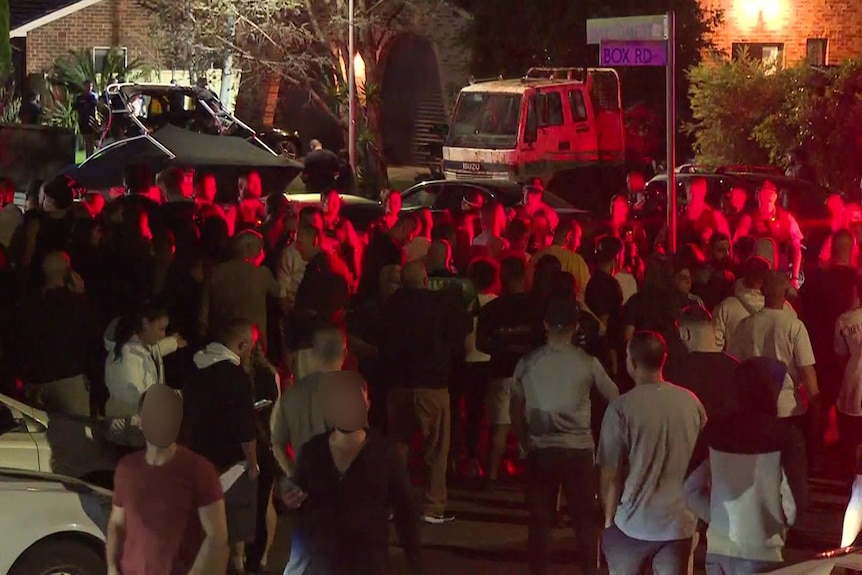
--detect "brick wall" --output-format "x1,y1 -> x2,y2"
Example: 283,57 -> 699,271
25,0 -> 153,74
702,0 -> 862,65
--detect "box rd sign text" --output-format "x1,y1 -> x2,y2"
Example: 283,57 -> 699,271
600,41 -> 667,67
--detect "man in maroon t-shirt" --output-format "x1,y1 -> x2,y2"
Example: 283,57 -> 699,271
107,385 -> 228,575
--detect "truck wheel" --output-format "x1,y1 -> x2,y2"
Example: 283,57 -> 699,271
9,538 -> 105,575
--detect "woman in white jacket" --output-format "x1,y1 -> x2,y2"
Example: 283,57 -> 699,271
104,304 -> 186,445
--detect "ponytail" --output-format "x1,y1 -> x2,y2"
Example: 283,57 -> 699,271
112,302 -> 169,361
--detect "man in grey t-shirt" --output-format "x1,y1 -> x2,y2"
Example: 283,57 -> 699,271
511,296 -> 619,575
598,331 -> 706,575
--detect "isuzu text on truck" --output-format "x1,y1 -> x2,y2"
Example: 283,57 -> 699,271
442,67 -> 626,187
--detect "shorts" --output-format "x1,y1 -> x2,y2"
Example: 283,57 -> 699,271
224,469 -> 258,544
486,377 -> 514,426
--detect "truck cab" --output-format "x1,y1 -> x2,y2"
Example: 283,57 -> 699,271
442,67 -> 625,185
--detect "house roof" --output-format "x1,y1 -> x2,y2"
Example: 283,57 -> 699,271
10,0 -> 106,37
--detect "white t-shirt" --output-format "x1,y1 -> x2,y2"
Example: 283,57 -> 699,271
616,272 -> 638,304
727,308 -> 816,418
835,308 -> 862,416
713,287 -> 797,350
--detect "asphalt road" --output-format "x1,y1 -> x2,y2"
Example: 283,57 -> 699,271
264,476 -> 849,575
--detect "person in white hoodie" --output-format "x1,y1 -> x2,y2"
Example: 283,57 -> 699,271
104,304 -> 186,445
713,256 -> 796,350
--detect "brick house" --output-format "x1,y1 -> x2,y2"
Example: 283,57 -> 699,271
701,0 -> 862,66
10,0 -> 152,78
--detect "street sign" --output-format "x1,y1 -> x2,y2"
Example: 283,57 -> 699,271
586,15 -> 668,45
600,41 -> 667,66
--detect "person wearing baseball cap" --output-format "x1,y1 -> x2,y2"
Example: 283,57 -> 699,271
510,294 -> 619,575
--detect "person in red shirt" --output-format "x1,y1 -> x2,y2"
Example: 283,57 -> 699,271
106,384 -> 228,575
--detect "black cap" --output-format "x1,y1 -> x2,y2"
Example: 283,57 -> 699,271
596,236 -> 623,263
545,296 -> 579,329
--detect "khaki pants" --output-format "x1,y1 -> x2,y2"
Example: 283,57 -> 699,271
25,374 -> 90,417
387,387 -> 451,516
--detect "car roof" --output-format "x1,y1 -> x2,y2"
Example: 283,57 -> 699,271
403,179 -> 585,213
284,193 -> 381,206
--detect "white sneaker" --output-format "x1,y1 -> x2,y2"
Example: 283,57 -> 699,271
422,513 -> 455,524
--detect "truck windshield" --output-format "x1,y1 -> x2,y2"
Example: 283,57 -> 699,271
447,92 -> 522,150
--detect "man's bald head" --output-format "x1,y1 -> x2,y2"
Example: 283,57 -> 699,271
401,260 -> 428,289
233,230 -> 264,263
426,240 -> 452,273
762,270 -> 790,308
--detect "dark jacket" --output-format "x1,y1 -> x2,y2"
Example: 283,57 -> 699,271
295,430 -> 421,575
182,350 -> 256,471
11,287 -> 102,385
378,287 -> 470,390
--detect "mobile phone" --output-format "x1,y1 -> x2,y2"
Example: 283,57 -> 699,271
254,399 -> 273,410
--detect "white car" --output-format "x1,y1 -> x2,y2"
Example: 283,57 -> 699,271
0,394 -> 119,488
0,468 -> 109,575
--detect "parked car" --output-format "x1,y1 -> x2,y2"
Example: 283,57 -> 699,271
0,393 -> 119,489
0,468 -> 109,575
102,82 -> 303,159
401,179 -> 590,220
284,192 -> 384,232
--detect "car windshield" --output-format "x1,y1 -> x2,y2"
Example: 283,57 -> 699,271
446,92 -> 522,150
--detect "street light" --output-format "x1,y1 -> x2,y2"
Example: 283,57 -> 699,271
348,0 -> 356,171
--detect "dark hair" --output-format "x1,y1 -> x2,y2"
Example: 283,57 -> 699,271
678,304 -> 713,325
468,257 -> 499,292
499,255 -> 526,288
298,205 -> 323,224
25,179 -> 44,200
113,303 -> 170,360
42,175 -> 75,209
628,331 -> 667,371
213,317 -> 255,347
551,270 -> 577,299
709,231 -> 730,247
505,217 -> 530,243
531,254 -> 563,298
642,255 -> 674,291
596,236 -> 623,264
741,256 -> 771,286
124,164 -> 153,194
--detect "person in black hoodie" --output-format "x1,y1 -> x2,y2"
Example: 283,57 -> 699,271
379,260 -> 470,524
685,357 -> 808,575
477,256 -> 546,491
182,318 -> 259,574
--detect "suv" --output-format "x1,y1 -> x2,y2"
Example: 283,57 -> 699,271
99,83 -> 303,159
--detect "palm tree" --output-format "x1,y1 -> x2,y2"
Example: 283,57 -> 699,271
47,48 -> 148,94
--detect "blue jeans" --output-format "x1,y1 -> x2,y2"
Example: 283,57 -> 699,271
282,532 -> 310,575
601,524 -> 692,575
705,553 -> 782,575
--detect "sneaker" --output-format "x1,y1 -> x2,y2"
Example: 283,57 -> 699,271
422,513 -> 455,524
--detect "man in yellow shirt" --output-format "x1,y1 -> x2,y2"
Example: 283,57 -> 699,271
526,220 -> 590,301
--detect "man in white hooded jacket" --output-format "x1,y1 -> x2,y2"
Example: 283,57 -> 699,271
713,256 -> 796,350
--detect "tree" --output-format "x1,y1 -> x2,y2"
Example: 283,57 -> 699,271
0,0 -> 10,78
143,0 -> 445,191
686,54 -> 862,193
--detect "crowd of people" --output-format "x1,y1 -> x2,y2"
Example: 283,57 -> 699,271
3,159 -> 862,575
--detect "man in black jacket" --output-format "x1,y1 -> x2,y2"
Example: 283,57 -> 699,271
182,318 -> 259,574
380,260 -> 470,524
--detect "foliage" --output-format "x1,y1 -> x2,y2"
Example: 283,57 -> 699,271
44,87 -> 78,133
0,0 -> 10,77
142,0 -> 446,189
0,81 -> 20,124
47,48 -> 147,94
686,54 -> 862,193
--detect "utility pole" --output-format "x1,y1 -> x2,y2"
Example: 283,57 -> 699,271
348,0 -> 356,171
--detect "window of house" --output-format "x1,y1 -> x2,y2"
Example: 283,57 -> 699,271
93,47 -> 128,73
806,39 -> 828,66
568,90 -> 588,122
539,92 -> 564,126
731,43 -> 784,69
